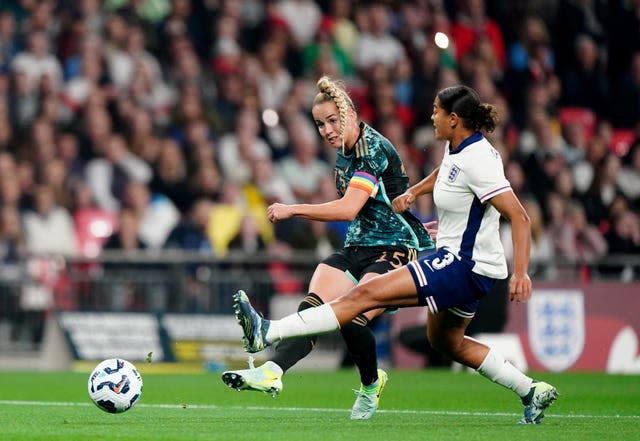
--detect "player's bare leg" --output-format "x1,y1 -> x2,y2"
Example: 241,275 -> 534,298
427,310 -> 557,424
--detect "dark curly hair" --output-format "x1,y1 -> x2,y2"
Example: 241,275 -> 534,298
437,85 -> 499,132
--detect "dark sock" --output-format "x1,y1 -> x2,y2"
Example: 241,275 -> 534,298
521,381 -> 537,405
271,293 -> 323,373
340,315 -> 378,386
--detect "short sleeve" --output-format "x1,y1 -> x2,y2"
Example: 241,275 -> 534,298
348,140 -> 389,197
465,146 -> 511,203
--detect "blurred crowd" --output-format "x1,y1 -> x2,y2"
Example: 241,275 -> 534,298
0,0 -> 638,279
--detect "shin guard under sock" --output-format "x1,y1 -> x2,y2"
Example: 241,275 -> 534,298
271,293 -> 323,373
340,315 -> 378,386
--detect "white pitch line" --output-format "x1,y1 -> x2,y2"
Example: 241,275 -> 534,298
0,400 -> 638,420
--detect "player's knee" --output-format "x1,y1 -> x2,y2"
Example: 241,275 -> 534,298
345,284 -> 376,309
427,330 -> 456,357
428,335 -> 448,355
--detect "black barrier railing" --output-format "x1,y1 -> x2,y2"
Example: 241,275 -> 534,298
0,250 -> 638,352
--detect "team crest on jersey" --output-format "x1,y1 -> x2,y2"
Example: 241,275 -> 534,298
527,289 -> 585,372
448,165 -> 460,182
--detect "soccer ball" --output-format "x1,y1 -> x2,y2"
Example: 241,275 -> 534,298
87,358 -> 143,413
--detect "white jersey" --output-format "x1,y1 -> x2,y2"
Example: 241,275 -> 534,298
433,132 -> 511,279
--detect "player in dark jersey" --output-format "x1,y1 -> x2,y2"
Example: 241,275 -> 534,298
222,76 -> 434,420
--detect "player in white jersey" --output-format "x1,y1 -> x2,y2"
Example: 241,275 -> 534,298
233,85 -> 558,424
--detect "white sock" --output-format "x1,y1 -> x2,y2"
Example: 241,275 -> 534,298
265,303 -> 340,344
477,348 -> 533,397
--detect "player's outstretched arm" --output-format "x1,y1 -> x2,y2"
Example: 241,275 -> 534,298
392,166 -> 440,213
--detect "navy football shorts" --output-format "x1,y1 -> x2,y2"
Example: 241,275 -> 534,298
407,248 -> 496,318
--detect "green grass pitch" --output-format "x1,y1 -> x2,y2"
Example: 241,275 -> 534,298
0,368 -> 638,441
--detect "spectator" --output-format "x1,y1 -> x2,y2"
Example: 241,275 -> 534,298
274,0 -> 322,50
210,13 -> 242,79
393,56 -> 414,108
256,37 -> 293,111
0,10 -> 20,73
217,108 -> 271,184
122,180 -> 179,250
572,133 -> 610,195
207,181 -> 245,257
606,208 -> 640,255
0,174 -> 26,211
581,153 -> 624,227
55,131 -> 85,183
41,158 -> 72,209
606,0 -> 640,80
553,166 -> 579,204
502,197 -> 555,279
504,160 -> 534,202
22,117 -> 57,172
22,184 -> 77,256
150,138 -> 191,213
7,70 -> 39,129
559,34 -> 609,116
183,117 -> 216,163
519,109 -> 568,205
125,107 -> 162,164
524,198 -> 556,279
60,36 -> 110,118
10,29 -> 62,94
560,119 -> 588,167
228,213 -> 268,255
189,161 -> 222,202
169,84 -> 216,142
553,0 -> 608,73
302,17 -> 353,78
326,0 -> 359,61
71,180 -> 117,258
106,24 -> 163,94
411,43 -> 446,130
156,0 -> 212,61
353,3 -> 405,74
85,132 -> 153,212
0,205 -> 24,264
103,207 -> 146,251
211,70 -> 244,134
550,199 -> 608,266
617,142 -> 640,208
610,51 -> 640,129
277,112 -> 330,202
249,157 -> 296,205
164,198 -> 213,252
507,14 -> 555,81
450,0 -> 507,73
18,0 -> 59,40
368,77 -> 415,131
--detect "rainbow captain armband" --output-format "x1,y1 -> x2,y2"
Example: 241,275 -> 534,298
349,171 -> 379,197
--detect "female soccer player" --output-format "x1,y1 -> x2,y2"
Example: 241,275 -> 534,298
233,85 -> 558,424
222,76 -> 434,419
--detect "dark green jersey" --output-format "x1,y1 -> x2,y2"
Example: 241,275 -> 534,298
334,123 -> 434,251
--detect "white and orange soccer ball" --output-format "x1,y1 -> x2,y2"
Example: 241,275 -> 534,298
87,358 -> 143,413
